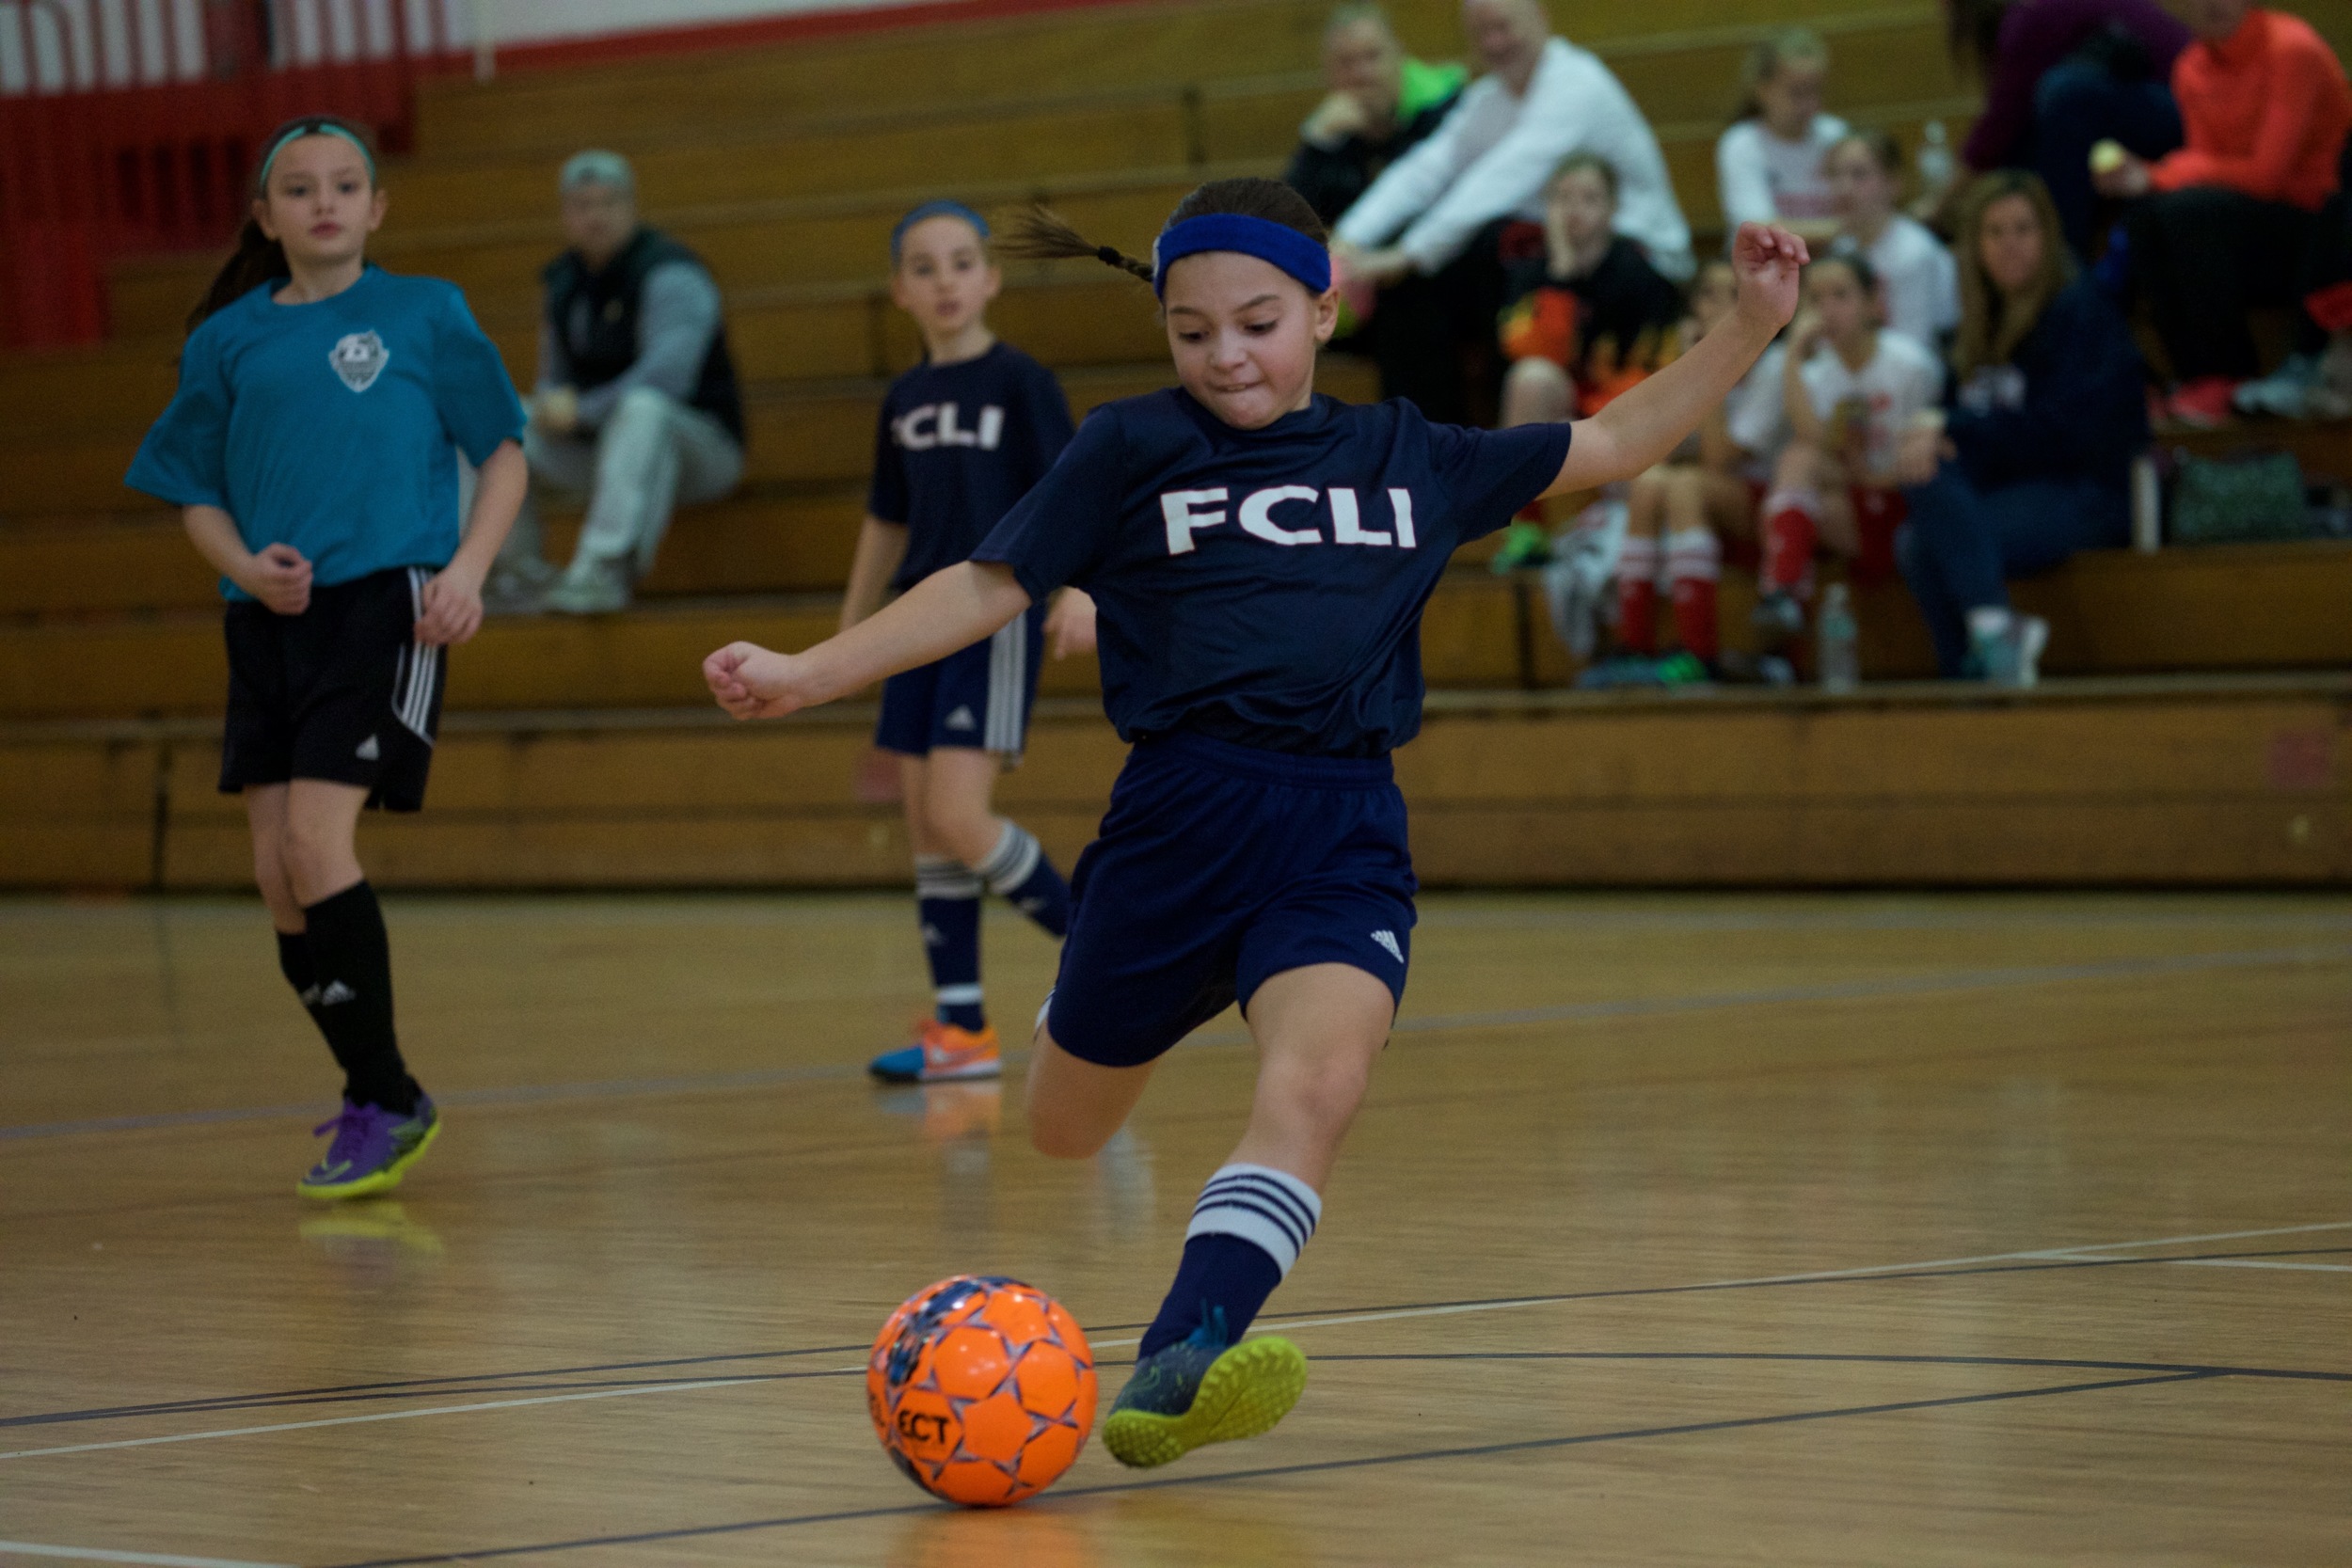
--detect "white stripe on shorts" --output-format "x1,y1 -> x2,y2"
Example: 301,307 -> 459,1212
391,566 -> 438,745
984,616 -> 1025,755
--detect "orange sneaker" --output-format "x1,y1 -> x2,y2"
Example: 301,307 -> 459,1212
868,1020 -> 1002,1084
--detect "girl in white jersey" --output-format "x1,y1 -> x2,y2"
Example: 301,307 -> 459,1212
1825,129 -> 1961,349
1714,29 -> 1847,245
1756,253 -> 1944,643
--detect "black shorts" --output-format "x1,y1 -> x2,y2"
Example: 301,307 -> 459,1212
219,565 -> 444,812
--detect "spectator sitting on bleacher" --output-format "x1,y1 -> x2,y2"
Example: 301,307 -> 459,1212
1892,172 -> 2147,685
1497,154 -> 1686,420
1827,130 -> 1961,349
1329,0 -> 1691,423
1715,29 -> 1848,245
1611,259 -> 1783,685
489,150 -> 746,615
2093,0 -> 2352,427
1751,253 -> 1945,653
1284,3 -> 1467,228
1948,0 -> 2190,259
1489,152 -> 1686,569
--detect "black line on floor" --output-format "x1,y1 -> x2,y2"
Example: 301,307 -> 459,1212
9,1244 -> 2341,1431
318,1370 -> 2221,1566
1306,1351 -> 2352,1383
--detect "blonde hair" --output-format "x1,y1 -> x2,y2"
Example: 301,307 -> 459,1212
1951,170 -> 2077,376
1734,28 -> 1828,123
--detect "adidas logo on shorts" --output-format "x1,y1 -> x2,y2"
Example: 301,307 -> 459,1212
944,706 -> 977,732
355,734 -> 381,761
1370,929 -> 1404,963
318,980 -> 358,1006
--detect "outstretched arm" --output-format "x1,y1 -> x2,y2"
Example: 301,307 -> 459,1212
1546,224 -> 1804,495
705,561 -> 1032,721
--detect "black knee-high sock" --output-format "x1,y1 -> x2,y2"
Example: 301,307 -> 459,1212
301,881 -> 420,1114
275,928 -> 343,1069
1136,1164 -> 1323,1358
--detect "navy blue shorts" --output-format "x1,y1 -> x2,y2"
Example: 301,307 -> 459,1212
875,603 -> 1046,758
1045,730 -> 1417,1069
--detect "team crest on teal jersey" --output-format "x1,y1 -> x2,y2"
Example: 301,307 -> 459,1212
329,330 -> 389,393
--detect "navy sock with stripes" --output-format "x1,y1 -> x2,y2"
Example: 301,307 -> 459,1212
972,821 -> 1070,938
915,855 -> 986,1032
1136,1163 -> 1323,1359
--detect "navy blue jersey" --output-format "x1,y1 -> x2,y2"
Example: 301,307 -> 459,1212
868,341 -> 1074,589
127,266 -> 525,600
973,389 -> 1570,757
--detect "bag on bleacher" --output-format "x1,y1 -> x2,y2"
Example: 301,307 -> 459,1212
2167,451 -> 2313,545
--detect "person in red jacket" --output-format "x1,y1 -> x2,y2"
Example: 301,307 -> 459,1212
2094,0 -> 2352,424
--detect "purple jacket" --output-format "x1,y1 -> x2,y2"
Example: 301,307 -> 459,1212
1963,0 -> 2193,169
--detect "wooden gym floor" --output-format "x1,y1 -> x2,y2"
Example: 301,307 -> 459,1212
3,889 -> 2347,1566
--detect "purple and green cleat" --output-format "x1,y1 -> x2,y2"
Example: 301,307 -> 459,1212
296,1097 -> 441,1201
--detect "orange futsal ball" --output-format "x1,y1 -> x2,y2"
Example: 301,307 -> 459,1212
867,1275 -> 1098,1507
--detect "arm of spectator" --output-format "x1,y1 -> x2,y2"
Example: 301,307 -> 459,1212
1332,90 -> 1472,251
1394,118 -> 1577,272
2150,44 -> 2340,201
571,261 -> 723,432
1779,316 -> 1826,449
1715,125 -> 1782,233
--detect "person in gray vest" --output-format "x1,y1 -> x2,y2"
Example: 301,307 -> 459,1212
490,150 -> 745,614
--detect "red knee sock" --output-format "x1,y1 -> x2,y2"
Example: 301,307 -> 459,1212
1616,535 -> 1661,655
1760,490 -> 1820,594
1666,528 -> 1720,662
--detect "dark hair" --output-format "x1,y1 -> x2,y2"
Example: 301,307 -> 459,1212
187,115 -> 379,333
1832,127 -> 1906,181
1003,176 -> 1327,288
1732,27 -> 1828,123
1808,250 -> 1880,295
1549,150 -> 1619,199
1945,0 -> 2011,78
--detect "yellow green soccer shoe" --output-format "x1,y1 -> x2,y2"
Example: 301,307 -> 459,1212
1103,1328 -> 1308,1469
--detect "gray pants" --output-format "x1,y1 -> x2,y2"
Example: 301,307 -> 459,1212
506,387 -> 743,580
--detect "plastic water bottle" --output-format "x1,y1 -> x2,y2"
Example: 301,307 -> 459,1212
1818,583 -> 1859,693
1917,120 -> 1956,202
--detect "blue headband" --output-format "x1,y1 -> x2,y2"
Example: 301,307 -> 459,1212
1151,214 -> 1331,298
891,200 -> 991,264
259,122 -> 376,189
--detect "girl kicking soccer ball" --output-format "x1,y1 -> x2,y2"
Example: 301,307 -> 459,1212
707,178 -> 1803,1466
850,200 -> 1094,1085
126,117 -> 528,1198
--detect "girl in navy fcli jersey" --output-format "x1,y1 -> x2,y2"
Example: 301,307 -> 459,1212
126,117 -> 528,1202
707,177 -> 1804,1468
847,201 -> 1092,1087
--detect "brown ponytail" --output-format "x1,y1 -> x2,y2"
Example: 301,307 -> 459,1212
186,114 -> 380,333
1002,176 -> 1329,288
187,219 -> 293,332
1004,205 -> 1153,282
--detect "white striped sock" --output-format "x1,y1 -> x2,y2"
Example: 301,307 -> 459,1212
972,823 -> 1041,897
1186,1163 -> 1322,1277
915,854 -> 982,901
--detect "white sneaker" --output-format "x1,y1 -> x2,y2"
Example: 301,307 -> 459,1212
543,560 -> 633,615
2233,354 -> 2320,419
1974,614 -> 2049,689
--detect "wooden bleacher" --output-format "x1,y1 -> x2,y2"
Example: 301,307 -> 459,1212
4,0 -> 2348,890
